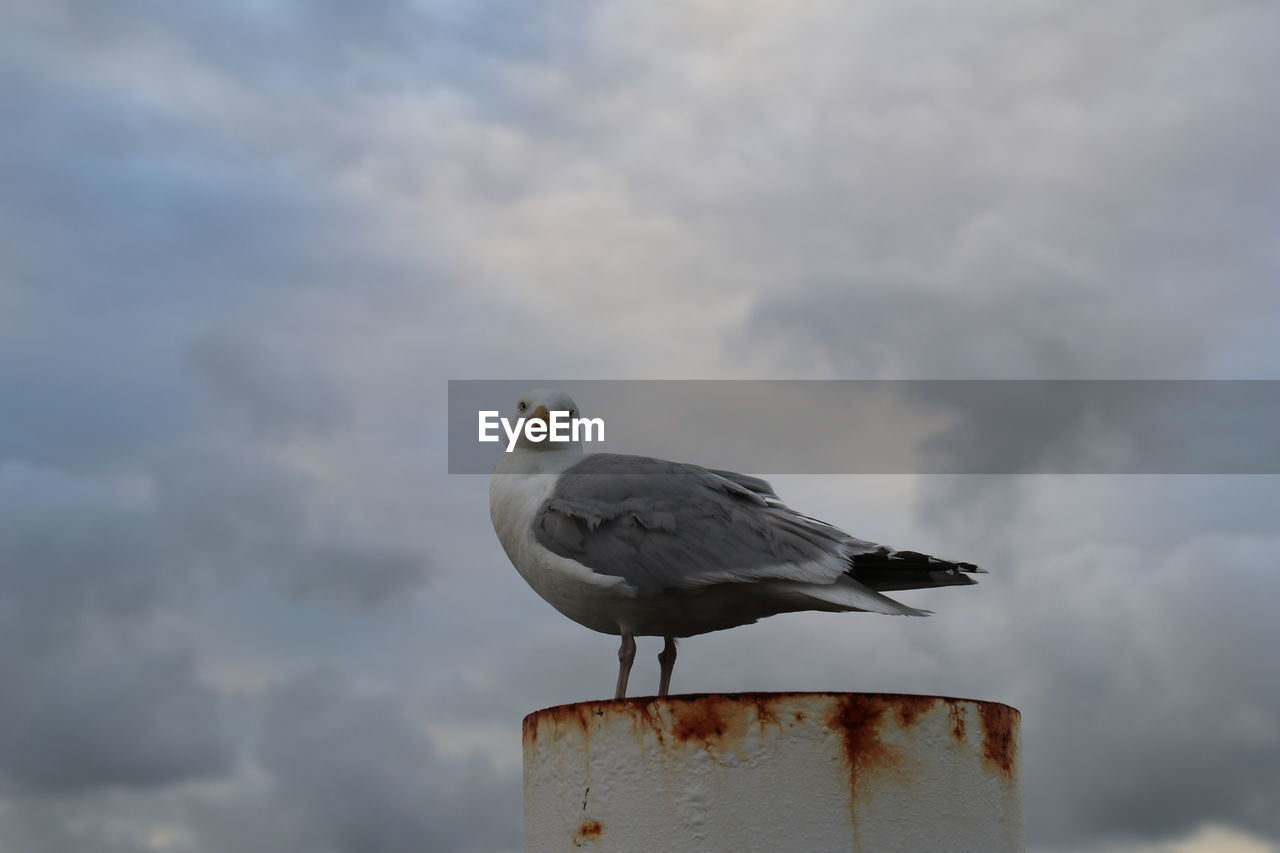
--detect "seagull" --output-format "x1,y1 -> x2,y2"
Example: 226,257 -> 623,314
489,388 -> 984,699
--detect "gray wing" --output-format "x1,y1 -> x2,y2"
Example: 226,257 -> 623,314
533,453 -> 974,615
704,466 -> 985,593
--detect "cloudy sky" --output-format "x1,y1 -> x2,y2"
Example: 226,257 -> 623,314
3,1 -> 1278,851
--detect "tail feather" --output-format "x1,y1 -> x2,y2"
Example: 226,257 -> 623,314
847,546 -> 985,593
772,578 -> 932,617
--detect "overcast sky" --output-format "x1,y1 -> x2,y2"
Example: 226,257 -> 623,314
3,1 -> 1279,851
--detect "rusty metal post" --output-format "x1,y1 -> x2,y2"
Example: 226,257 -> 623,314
523,692 -> 1022,853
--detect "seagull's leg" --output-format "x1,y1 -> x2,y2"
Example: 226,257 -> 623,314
614,632 -> 636,700
657,636 -> 678,697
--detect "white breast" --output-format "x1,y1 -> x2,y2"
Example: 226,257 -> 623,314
489,450 -> 633,636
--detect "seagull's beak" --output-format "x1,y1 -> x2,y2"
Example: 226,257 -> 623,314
531,404 -> 550,423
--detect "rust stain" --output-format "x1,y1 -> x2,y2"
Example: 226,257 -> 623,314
524,702 -> 613,754
529,695 -> 791,753
572,819 -> 603,846
531,693 -> 788,752
829,695 -> 892,786
827,694 -> 936,773
829,695 -> 888,846
629,699 -> 668,747
670,696 -> 732,747
663,693 -> 795,750
524,693 -> 1020,852
946,700 -> 968,742
977,703 -> 1019,778
744,694 -> 782,732
527,694 -> 1019,781
891,694 -> 938,728
828,695 -> 943,796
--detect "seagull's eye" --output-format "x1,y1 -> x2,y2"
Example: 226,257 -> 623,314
518,401 -> 528,413
569,408 -> 576,418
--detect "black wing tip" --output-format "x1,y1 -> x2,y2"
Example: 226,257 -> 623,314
949,562 -> 985,584
845,551 -> 986,592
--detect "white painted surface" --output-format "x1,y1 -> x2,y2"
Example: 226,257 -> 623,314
523,693 -> 1023,853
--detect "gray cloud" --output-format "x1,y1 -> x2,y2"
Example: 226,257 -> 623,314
0,642 -> 231,796
185,330 -> 348,441
721,2 -> 1279,381
0,461 -> 233,796
147,444 -> 433,608
250,672 -> 520,853
0,672 -> 520,853
1002,512 -> 1280,846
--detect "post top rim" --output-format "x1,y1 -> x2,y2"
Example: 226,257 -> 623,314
524,691 -> 1019,725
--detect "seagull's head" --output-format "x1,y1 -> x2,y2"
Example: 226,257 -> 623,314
511,387 -> 583,452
